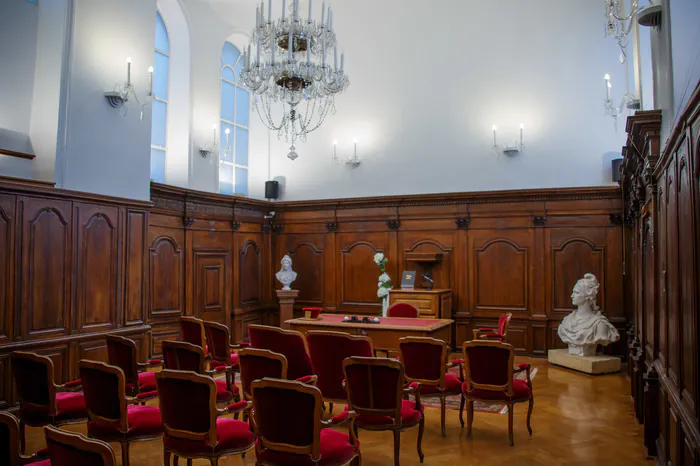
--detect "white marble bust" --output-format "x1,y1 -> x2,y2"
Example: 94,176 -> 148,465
275,255 -> 297,291
558,273 -> 620,357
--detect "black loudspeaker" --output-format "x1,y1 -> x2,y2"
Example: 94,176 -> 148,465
612,158 -> 623,182
265,180 -> 279,200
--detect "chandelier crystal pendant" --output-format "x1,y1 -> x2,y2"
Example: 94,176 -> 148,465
240,0 -> 350,161
604,0 -> 653,63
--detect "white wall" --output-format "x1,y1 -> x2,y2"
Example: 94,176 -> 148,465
0,0 -> 38,137
57,0 -> 157,200
669,0 -> 700,129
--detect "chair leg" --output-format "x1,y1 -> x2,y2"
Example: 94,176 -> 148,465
440,393 -> 447,437
209,458 -> 219,466
417,416 -> 425,463
187,459 -> 193,466
329,402 -> 334,415
527,396 -> 534,435
164,450 -> 171,466
121,442 -> 130,466
508,403 -> 514,446
392,430 -> 401,466
459,394 -> 465,428
19,420 -> 26,454
174,456 -> 179,466
466,400 -> 474,438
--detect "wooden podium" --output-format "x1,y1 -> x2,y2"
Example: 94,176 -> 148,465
388,289 -> 452,319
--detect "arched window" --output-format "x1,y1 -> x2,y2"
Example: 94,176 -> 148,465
150,12 -> 169,183
219,42 -> 250,196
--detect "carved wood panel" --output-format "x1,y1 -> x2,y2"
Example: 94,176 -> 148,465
0,353 -> 9,409
657,177 -> 668,371
285,238 -> 324,305
239,238 -> 262,307
35,344 -> 70,384
74,338 -> 110,371
193,251 -> 230,324
18,197 -> 72,340
337,232 -> 392,314
151,325 -> 180,357
74,203 -> 119,333
468,230 -> 534,317
125,210 -> 147,325
666,155 -> 680,390
0,194 -> 14,344
149,235 -> 184,318
399,231 -> 455,293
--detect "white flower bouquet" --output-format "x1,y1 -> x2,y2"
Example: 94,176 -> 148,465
375,253 -> 391,300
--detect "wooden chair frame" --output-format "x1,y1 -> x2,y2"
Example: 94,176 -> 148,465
0,411 -> 49,465
237,348 -> 288,401
306,330 -> 374,412
247,324 -> 316,379
78,360 -> 162,465
342,356 -> 425,465
156,370 -> 252,466
203,320 -> 246,390
459,340 -> 533,446
11,351 -> 85,453
105,334 -> 161,399
472,313 -> 512,341
399,336 -> 462,437
180,316 -> 208,352
44,424 -> 117,466
251,377 -> 360,466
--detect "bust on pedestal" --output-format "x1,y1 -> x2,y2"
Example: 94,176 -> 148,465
276,255 -> 298,329
548,273 -> 621,374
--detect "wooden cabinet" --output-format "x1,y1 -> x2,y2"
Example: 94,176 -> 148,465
388,289 -> 452,319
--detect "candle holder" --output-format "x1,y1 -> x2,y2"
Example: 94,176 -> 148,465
492,124 -> 524,155
104,57 -> 153,119
332,138 -> 362,168
603,74 -> 640,119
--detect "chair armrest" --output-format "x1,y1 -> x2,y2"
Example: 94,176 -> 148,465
231,341 -> 250,349
297,375 -> 318,385
126,390 -> 158,404
407,382 -> 423,411
374,349 -> 391,358
138,359 -> 163,369
56,379 -> 82,392
328,410 -> 359,447
478,327 -> 495,332
219,400 -> 252,416
447,359 -> 465,382
513,363 -> 532,387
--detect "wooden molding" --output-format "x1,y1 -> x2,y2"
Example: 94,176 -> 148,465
0,148 -> 35,160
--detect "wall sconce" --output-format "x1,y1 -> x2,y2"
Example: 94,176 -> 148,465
604,73 -> 640,119
199,125 -> 221,161
104,57 -> 152,119
492,124 -> 524,155
333,138 -> 361,168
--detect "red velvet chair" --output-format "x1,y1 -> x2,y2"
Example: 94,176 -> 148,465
105,334 -> 161,399
251,378 -> 360,466
43,425 -> 116,466
306,330 -> 374,413
237,348 -> 288,402
248,325 -> 315,381
472,313 -> 512,342
156,369 -> 254,466
161,340 -> 239,405
203,320 -> 246,391
334,357 -> 424,466
460,340 -> 533,446
10,351 -> 87,454
0,411 -> 50,465
180,316 -> 208,353
386,303 -> 420,318
399,336 -> 463,436
78,360 -> 163,465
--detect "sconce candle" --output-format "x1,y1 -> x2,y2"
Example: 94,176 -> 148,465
520,123 -> 524,146
308,0 -> 312,22
268,0 -> 272,22
212,124 -> 217,146
147,66 -> 153,96
294,0 -> 299,21
604,74 -> 611,101
281,0 -> 286,19
126,57 -> 132,86
288,27 -> 293,60
492,125 -> 497,147
321,0 -> 326,27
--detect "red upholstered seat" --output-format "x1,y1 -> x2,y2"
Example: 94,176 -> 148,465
210,352 -> 239,368
32,461 -> 51,466
473,313 -> 512,342
137,372 -> 156,392
465,378 -> 531,401
215,379 -> 239,402
256,429 -> 358,466
88,405 -> 162,440
332,400 -> 423,427
54,392 -> 88,420
410,372 -> 462,395
163,417 -> 253,456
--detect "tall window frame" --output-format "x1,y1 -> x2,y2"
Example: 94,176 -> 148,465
150,11 -> 170,183
219,42 -> 250,196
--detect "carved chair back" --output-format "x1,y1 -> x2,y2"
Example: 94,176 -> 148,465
44,424 -> 117,466
399,336 -> 448,389
237,348 -> 288,399
247,325 -> 313,380
78,360 -> 129,434
161,341 -> 206,374
461,340 -> 515,397
11,351 -> 57,416
386,303 -> 419,318
179,316 -> 207,350
105,335 -> 139,393
342,357 -> 405,426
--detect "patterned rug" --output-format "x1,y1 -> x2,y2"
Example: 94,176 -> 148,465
232,367 -> 537,415
416,367 -> 538,414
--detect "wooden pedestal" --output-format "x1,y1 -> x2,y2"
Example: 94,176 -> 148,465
276,289 -> 299,329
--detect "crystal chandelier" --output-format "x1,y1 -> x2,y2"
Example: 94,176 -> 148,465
604,0 -> 653,63
240,0 -> 349,161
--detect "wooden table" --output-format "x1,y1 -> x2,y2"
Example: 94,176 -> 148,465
286,314 -> 454,353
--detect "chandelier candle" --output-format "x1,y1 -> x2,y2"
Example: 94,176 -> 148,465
126,57 -> 132,86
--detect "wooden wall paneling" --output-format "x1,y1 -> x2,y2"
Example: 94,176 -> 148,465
666,153 -> 681,392
0,194 -> 14,344
124,209 -> 148,326
657,174 -> 668,372
237,233 -> 263,309
150,325 -> 180,357
278,234 -> 325,307
74,202 -> 119,333
188,227 -> 233,325
34,343 -> 70,384
398,230 -> 456,296
148,225 -> 185,320
0,353 -> 10,409
18,196 -> 72,340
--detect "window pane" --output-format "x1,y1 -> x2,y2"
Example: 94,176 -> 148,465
235,127 -> 248,166
235,167 -> 248,195
219,162 -> 233,195
153,52 -> 169,100
150,148 -> 166,183
222,66 -> 235,82
222,42 -> 240,68
155,12 -> 169,54
221,81 -> 235,122
220,122 -> 234,163
235,87 -> 250,127
151,101 -> 167,148
234,58 -> 243,80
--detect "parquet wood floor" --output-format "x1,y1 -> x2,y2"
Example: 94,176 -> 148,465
22,357 -> 652,465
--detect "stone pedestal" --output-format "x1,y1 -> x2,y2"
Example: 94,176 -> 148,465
276,289 -> 299,329
548,348 -> 621,375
